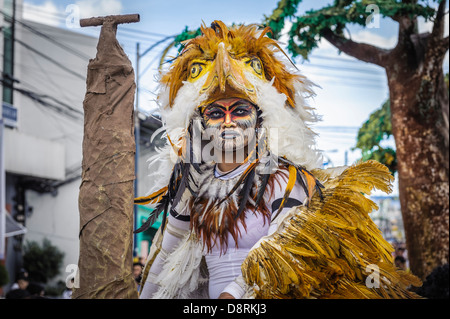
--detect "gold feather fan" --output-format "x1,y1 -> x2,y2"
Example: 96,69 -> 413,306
242,160 -> 422,299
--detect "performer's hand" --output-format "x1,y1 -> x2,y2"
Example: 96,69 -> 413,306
218,292 -> 235,299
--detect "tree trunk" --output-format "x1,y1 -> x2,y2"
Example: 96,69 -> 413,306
319,0 -> 449,282
386,53 -> 449,280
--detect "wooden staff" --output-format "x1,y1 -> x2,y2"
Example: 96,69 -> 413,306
79,14 -> 140,27
73,14 -> 140,299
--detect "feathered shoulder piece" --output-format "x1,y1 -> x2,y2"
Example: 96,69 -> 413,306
242,160 -> 422,299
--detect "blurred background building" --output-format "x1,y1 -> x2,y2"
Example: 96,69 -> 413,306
0,1 -> 165,295
1,0 -> 96,293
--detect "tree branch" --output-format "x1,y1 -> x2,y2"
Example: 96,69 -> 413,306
321,28 -> 390,67
423,31 -> 448,65
431,0 -> 447,40
436,36 -> 450,57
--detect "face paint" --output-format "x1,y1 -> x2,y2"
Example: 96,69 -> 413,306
203,98 -> 258,155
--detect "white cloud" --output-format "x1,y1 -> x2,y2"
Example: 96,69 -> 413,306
75,0 -> 123,19
23,1 -> 61,27
351,30 -> 397,49
418,14 -> 449,37
22,0 -> 123,27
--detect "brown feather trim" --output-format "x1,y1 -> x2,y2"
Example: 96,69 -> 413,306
190,172 -> 272,254
189,164 -> 299,254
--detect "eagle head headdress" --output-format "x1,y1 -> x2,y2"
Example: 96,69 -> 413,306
157,20 -> 322,170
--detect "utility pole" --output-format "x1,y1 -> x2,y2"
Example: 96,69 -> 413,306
133,42 -> 140,256
132,35 -> 174,256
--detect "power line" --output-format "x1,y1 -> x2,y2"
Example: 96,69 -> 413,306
0,52 -> 86,108
300,62 -> 385,77
0,77 -> 83,121
14,37 -> 86,80
11,5 -> 389,84
1,9 -> 91,61
14,74 -> 84,119
13,4 -> 172,42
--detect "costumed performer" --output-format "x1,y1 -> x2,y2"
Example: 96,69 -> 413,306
135,21 -> 422,299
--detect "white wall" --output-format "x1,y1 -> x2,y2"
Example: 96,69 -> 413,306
4,129 -> 65,180
25,181 -> 81,280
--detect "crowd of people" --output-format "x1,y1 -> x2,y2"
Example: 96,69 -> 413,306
2,257 -> 145,299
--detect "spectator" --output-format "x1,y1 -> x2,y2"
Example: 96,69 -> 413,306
133,262 -> 143,291
62,278 -> 74,299
10,269 -> 29,291
394,255 -> 407,271
26,282 -> 46,298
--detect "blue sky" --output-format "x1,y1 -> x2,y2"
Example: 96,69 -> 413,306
21,0 -> 449,174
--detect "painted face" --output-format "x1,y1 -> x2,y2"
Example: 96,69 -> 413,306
202,98 -> 258,153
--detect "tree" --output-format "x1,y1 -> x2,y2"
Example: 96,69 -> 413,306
264,0 -> 449,280
0,263 -> 9,287
23,238 -> 64,284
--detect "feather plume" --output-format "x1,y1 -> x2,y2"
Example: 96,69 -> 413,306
134,186 -> 168,205
272,165 -> 297,220
171,162 -> 190,209
134,194 -> 170,234
217,160 -> 258,206
134,159 -> 191,234
255,172 -> 270,209
234,166 -> 256,220
277,157 -> 324,207
242,160 -> 422,299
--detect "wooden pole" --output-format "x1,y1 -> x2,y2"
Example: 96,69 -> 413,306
73,14 -> 140,299
79,14 -> 140,27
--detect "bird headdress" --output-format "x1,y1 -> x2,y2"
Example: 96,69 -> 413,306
157,21 -> 321,169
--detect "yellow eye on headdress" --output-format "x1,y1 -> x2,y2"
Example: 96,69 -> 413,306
190,63 -> 204,79
247,58 -> 263,76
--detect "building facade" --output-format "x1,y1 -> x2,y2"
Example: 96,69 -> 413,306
1,0 -> 98,293
0,1 -> 162,295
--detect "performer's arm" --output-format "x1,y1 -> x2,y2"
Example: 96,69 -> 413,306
139,207 -> 191,299
220,175 -> 307,299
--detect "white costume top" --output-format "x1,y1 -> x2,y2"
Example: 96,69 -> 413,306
140,163 -> 306,299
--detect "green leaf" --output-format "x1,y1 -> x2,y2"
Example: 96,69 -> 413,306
354,100 -> 397,174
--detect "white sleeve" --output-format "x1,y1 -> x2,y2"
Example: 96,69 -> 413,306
220,175 -> 307,299
221,276 -> 247,298
139,207 -> 191,299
